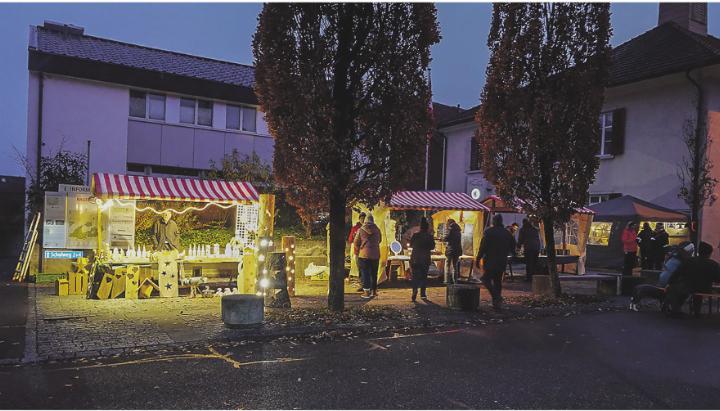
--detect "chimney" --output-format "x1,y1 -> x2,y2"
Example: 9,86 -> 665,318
659,3 -> 708,35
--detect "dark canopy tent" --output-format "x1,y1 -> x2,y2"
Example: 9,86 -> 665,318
586,195 -> 687,270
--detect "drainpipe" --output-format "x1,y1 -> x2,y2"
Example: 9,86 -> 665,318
441,134 -> 447,192
685,69 -> 704,251
36,72 -> 44,273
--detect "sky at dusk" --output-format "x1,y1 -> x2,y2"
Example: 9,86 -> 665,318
1,2 -> 719,177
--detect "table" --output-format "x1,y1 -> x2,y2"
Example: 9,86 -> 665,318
385,255 -> 411,281
508,254 -> 580,278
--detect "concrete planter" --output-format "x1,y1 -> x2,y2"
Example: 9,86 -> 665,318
446,283 -> 480,311
221,294 -> 264,328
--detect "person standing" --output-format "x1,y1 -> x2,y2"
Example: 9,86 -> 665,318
517,218 -> 541,282
349,212 -> 366,292
152,210 -> 179,251
354,214 -> 382,299
476,214 -> 516,310
621,222 -> 638,276
443,219 -> 462,283
410,217 -> 435,302
637,223 -> 654,269
652,223 -> 670,270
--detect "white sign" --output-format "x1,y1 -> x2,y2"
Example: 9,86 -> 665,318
43,192 -> 67,248
59,184 -> 90,193
108,200 -> 136,248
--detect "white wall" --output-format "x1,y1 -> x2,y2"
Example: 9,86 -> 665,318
38,74 -> 129,176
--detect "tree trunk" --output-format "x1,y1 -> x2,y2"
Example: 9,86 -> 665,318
542,216 -> 562,297
327,189 -> 347,311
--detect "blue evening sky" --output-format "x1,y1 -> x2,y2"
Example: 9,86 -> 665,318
1,2 -> 718,177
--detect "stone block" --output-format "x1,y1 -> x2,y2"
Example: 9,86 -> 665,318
532,275 -> 553,296
446,284 -> 480,311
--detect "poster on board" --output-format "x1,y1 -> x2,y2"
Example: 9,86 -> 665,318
43,192 -> 66,248
108,200 -> 136,248
66,192 -> 99,249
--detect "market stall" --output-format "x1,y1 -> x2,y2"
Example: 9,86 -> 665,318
586,195 -> 688,270
351,191 -> 490,283
82,172 -> 274,299
480,195 -> 595,274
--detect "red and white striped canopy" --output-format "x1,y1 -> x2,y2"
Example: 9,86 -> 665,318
481,195 -> 594,214
92,173 -> 259,203
388,191 -> 489,211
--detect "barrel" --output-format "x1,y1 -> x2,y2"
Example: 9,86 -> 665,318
221,294 -> 264,328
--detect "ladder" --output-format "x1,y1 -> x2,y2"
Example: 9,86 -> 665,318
12,212 -> 41,282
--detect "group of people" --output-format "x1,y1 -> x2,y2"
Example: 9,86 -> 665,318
630,240 -> 720,317
621,222 -> 669,276
347,211 -> 538,309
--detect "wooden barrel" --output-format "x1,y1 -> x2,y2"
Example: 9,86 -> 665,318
446,283 -> 480,311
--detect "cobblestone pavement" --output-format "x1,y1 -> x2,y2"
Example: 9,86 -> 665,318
26,276 -> 620,363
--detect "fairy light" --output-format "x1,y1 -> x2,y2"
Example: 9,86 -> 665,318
283,236 -> 296,297
95,198 -> 244,215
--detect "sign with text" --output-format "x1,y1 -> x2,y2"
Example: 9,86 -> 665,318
59,184 -> 90,193
66,192 -> 99,249
44,250 -> 83,259
108,200 -> 136,248
43,192 -> 66,248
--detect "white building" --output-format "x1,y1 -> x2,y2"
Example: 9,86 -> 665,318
26,21 -> 273,184
437,3 -> 720,255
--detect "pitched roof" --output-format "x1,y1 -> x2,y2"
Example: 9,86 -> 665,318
431,102 -> 466,125
588,195 -> 687,222
439,22 -> 720,128
31,23 -> 255,89
608,22 -> 720,87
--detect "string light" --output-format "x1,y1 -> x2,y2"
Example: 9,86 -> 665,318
96,198 -> 245,214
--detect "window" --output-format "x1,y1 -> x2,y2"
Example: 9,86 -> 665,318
588,222 -> 612,246
198,100 -> 213,126
129,91 -> 166,120
148,94 -> 166,120
242,107 -> 256,132
599,111 -> 613,156
129,90 -> 146,118
469,137 -> 482,171
180,98 -> 196,124
226,105 -> 257,132
226,105 -> 241,130
588,193 -> 621,205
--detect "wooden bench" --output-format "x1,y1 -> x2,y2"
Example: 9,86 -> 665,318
559,273 -> 622,296
690,292 -> 720,316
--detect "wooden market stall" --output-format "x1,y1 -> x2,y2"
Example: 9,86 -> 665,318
351,191 -> 490,283
85,172 -> 274,299
480,195 -> 595,275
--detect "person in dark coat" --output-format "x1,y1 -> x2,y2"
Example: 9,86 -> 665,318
666,242 -> 720,317
652,223 -> 670,270
637,223 -> 654,269
476,214 -> 516,310
443,219 -> 462,283
153,210 -> 179,251
410,217 -> 435,302
517,218 -> 541,282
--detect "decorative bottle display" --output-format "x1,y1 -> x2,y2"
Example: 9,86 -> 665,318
142,245 -> 147,258
213,243 -> 220,256
225,243 -> 231,257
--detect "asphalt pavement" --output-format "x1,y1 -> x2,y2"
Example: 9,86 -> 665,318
0,282 -> 27,363
1,310 -> 719,409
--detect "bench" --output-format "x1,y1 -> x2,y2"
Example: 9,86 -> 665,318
559,273 -> 622,296
690,292 -> 720,317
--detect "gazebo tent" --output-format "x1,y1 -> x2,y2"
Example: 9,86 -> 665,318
586,195 -> 688,270
351,191 -> 490,280
480,195 -> 595,274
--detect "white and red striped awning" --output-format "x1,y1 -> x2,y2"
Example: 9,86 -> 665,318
388,191 -> 489,211
92,173 -> 259,203
481,195 -> 594,214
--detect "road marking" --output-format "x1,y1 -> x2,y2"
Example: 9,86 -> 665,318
367,329 -> 463,341
52,347 -> 306,371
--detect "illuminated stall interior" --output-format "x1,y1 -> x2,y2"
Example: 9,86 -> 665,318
480,195 -> 595,274
350,191 -> 489,283
587,195 -> 688,270
85,173 -> 273,299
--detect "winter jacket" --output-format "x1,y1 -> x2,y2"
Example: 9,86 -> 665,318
443,223 -> 462,257
517,224 -> 541,253
621,228 -> 638,253
653,229 -> 669,254
410,231 -> 436,267
637,227 -> 653,253
477,225 -> 516,273
348,223 -> 362,244
353,222 -> 382,260
153,218 -> 179,250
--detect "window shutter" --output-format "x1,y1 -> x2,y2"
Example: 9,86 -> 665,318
610,108 -> 626,155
